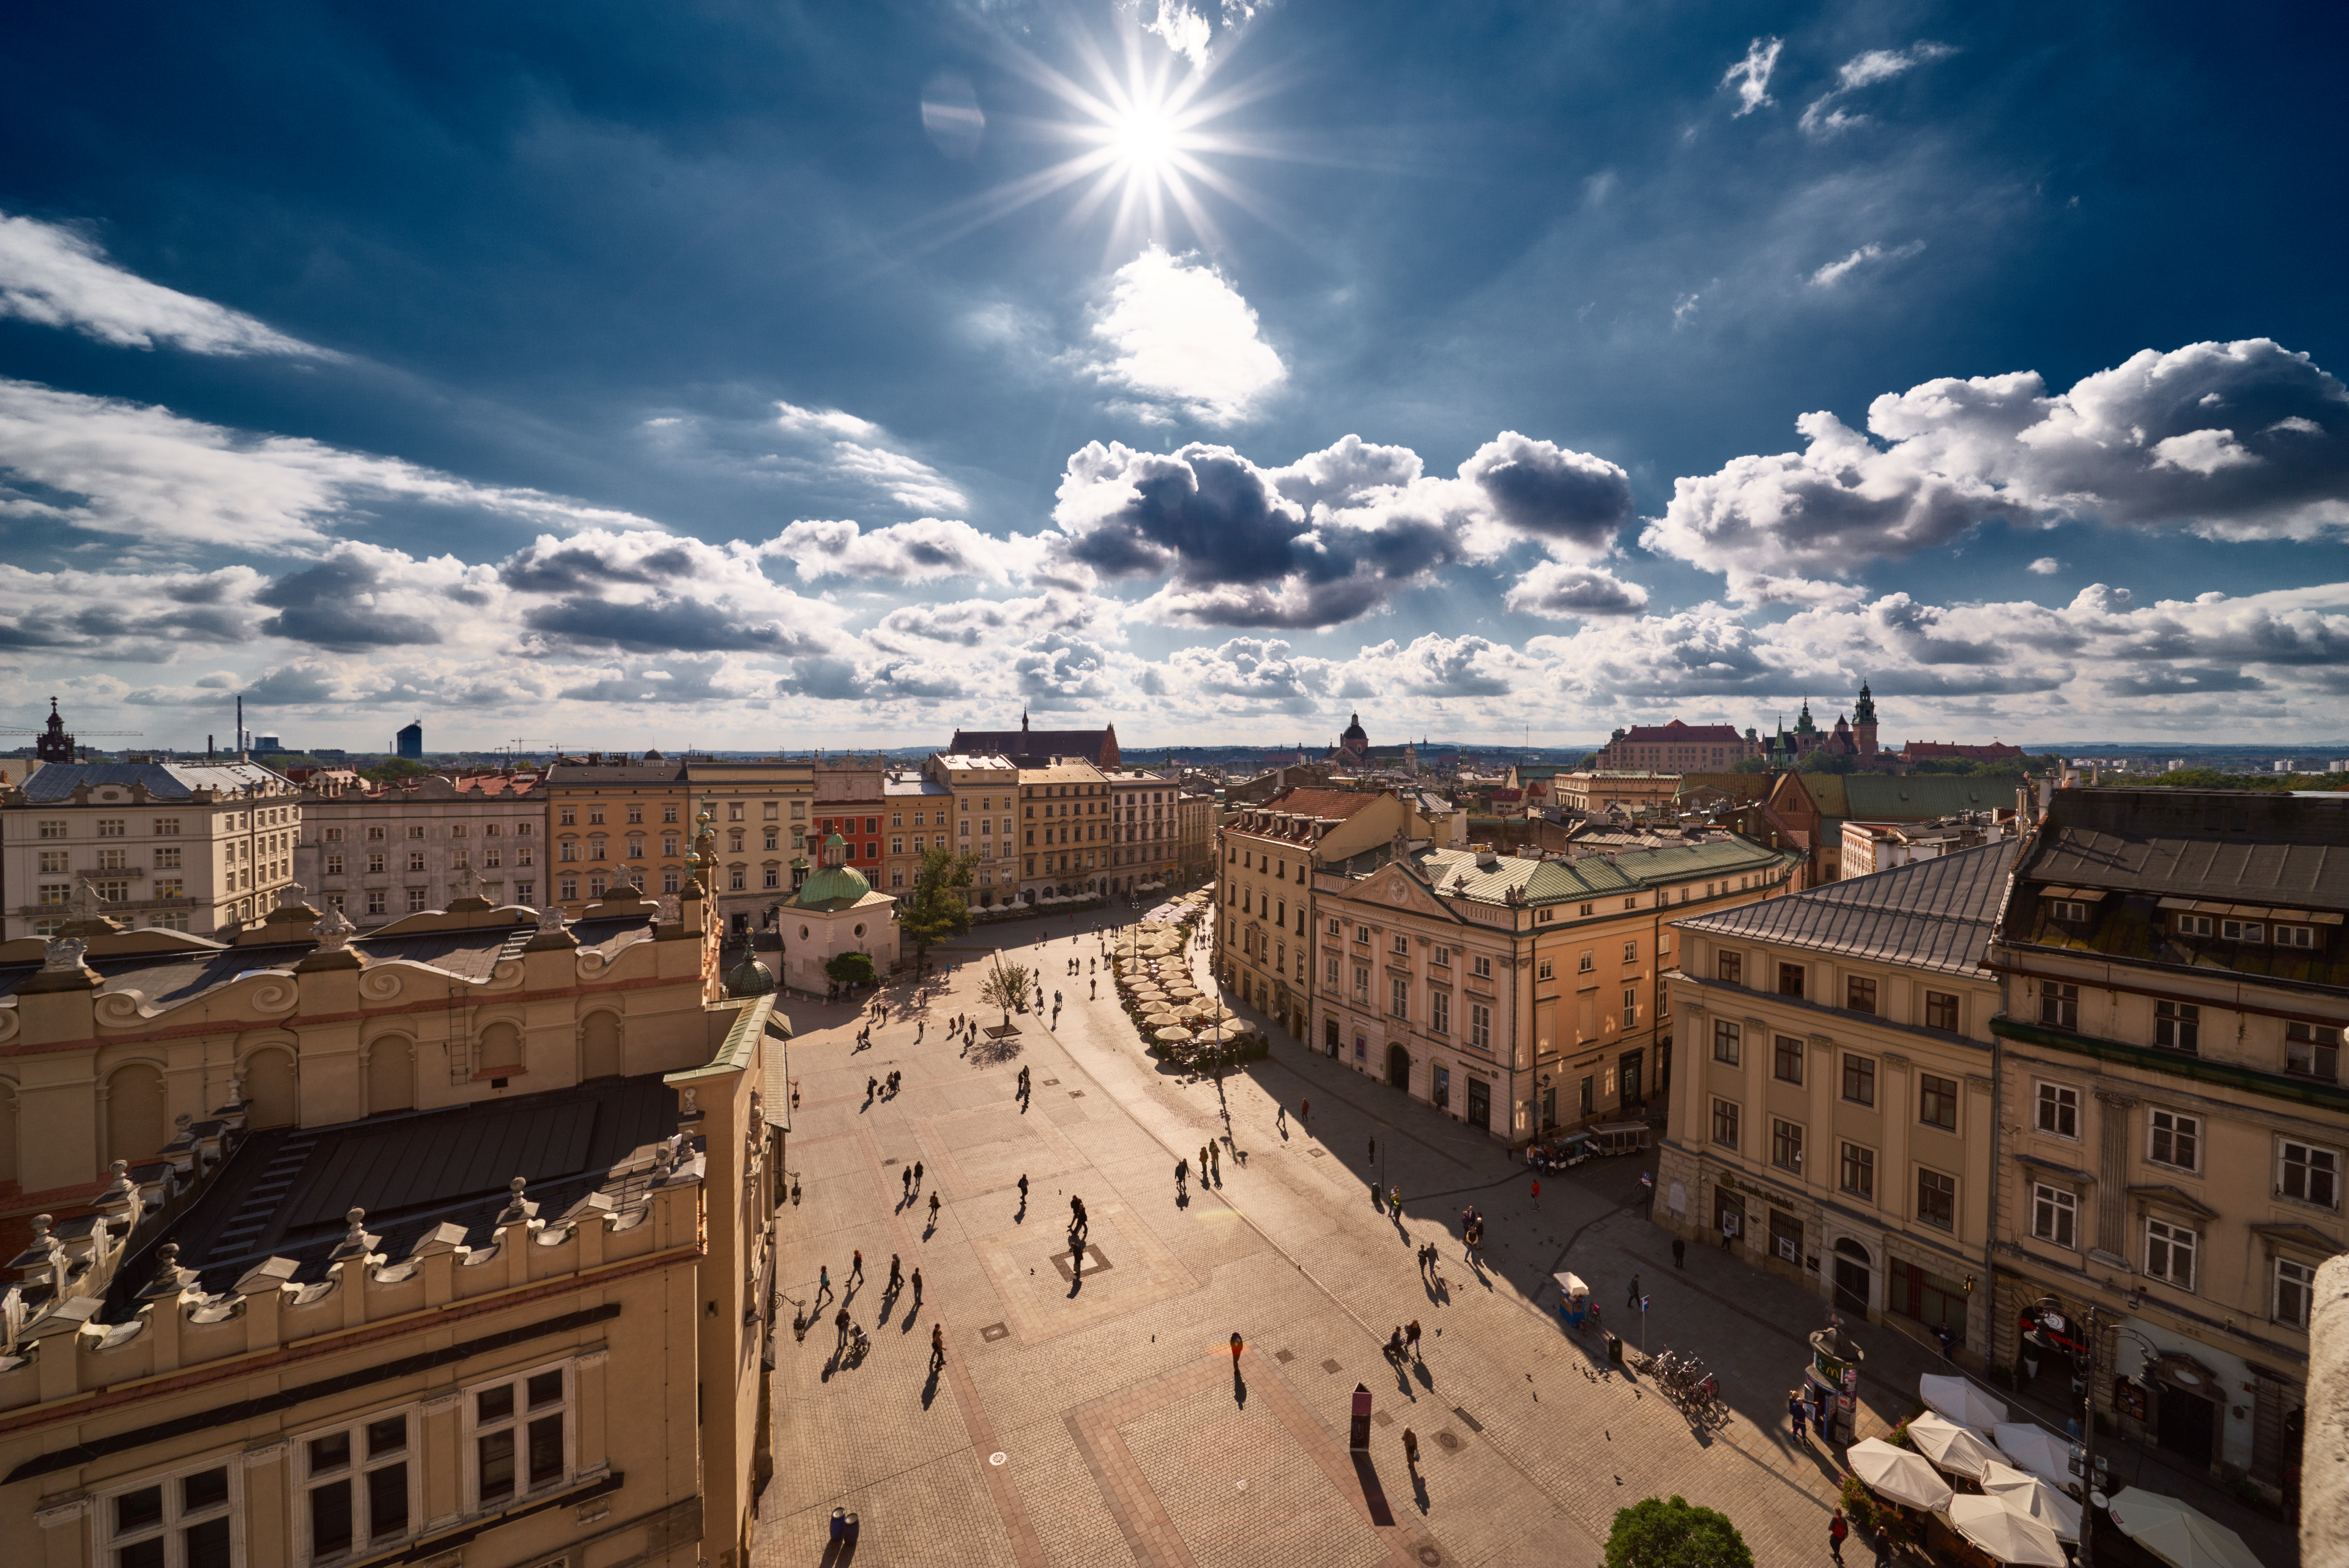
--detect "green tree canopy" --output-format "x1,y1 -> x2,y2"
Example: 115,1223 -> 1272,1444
824,951 -> 877,988
978,960 -> 1031,1025
900,846 -> 979,964
1603,1495 -> 1754,1568
361,757 -> 434,784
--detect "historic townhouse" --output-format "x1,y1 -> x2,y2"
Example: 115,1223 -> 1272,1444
1986,788 -> 2347,1505
1176,789 -> 1215,883
810,757 -> 886,893
1216,788 -> 1402,1042
1105,767 -> 1181,897
1313,836 -> 1799,1143
919,753 -> 1019,907
1017,758 -> 1111,905
542,757 -> 691,918
883,768 -> 956,896
685,760 -> 816,935
3,759 -> 302,942
297,773 -> 543,931
1660,841 -> 2014,1365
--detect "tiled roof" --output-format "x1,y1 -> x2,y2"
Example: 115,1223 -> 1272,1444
19,762 -> 292,802
1676,839 -> 2019,976
1617,722 -> 1745,744
1257,787 -> 1381,820
1841,775 -> 2025,819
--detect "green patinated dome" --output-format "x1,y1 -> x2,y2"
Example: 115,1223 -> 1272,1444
724,952 -> 777,997
792,831 -> 870,907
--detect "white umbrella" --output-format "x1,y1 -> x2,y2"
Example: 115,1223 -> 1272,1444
2104,1487 -> 2265,1568
1153,1026 -> 1193,1044
1981,1462 -> 2082,1544
1943,1494 -> 2066,1567
1848,1438 -> 1953,1512
1907,1411 -> 2005,1481
1991,1423 -> 2077,1490
1919,1372 -> 2008,1430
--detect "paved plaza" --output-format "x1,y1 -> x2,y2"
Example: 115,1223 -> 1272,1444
760,903 -> 2293,1567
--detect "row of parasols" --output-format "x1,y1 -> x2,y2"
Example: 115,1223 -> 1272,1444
1847,1373 -> 2264,1567
1111,916 -> 1238,1047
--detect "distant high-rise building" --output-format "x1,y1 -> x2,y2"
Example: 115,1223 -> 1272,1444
254,734 -> 283,752
395,719 -> 424,759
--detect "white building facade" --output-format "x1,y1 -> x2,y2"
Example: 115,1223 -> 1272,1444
1,760 -> 301,943
295,773 -> 546,929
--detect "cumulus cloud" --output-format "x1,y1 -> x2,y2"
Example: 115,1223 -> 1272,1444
765,517 -> 1042,585
1809,240 -> 1926,287
1800,41 -> 1956,135
499,528 -> 846,658
0,377 -> 661,549
1643,339 -> 2349,601
0,563 -> 264,652
2028,556 -> 2062,574
1502,561 -> 1652,618
0,210 -> 326,356
1721,37 -> 1783,116
1086,246 -> 1286,426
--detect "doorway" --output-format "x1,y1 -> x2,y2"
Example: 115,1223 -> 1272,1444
1833,1239 -> 1872,1315
2156,1382 -> 2217,1466
1618,1049 -> 1645,1109
1465,1076 -> 1490,1131
1386,1044 -> 1411,1091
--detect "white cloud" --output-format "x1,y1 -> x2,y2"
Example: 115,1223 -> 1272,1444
2028,556 -> 2062,574
765,516 -> 1047,585
0,377 -> 661,550
1502,561 -> 1651,618
774,401 -> 882,440
1143,2 -> 1214,69
0,210 -> 327,357
1800,41 -> 1957,136
770,401 -> 967,513
1809,240 -> 1926,287
1086,245 -> 1286,426
1673,292 -> 1701,326
1643,339 -> 2349,600
1721,37 -> 1783,116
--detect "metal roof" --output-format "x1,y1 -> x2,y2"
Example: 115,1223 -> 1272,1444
18,762 -> 293,803
2024,788 -> 2349,907
1675,838 -> 2020,976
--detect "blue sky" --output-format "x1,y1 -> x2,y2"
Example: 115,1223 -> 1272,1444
4,0 -> 2346,752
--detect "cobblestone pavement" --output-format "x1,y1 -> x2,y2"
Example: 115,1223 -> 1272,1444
759,907 -> 2292,1567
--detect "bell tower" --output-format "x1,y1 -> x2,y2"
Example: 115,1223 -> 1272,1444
1852,679 -> 1879,757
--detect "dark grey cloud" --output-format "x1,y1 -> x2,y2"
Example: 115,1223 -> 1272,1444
1460,433 -> 1634,548
2102,666 -> 2269,697
522,596 -> 825,656
255,555 -> 443,649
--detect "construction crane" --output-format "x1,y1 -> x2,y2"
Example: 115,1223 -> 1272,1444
507,738 -> 563,767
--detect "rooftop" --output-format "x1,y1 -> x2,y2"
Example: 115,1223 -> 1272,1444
1615,722 -> 1746,744
15,762 -> 295,803
1676,839 -> 2019,976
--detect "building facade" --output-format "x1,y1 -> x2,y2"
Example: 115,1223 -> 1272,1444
685,760 -> 817,934
1598,720 -> 1763,773
883,768 -> 956,897
1105,767 -> 1180,896
1312,836 -> 1800,1143
1017,758 -> 1111,904
810,757 -> 886,891
920,753 -> 1020,907
1986,788 -> 2346,1503
2,760 -> 302,942
0,881 -> 782,1568
1659,842 -> 2016,1365
947,715 -> 1119,769
297,773 -> 544,929
1553,772 -> 1683,818
542,759 -> 692,917
1217,787 -> 1401,1042
1176,788 -> 1215,884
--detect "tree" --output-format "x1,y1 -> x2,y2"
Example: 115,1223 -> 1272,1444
824,951 -> 877,989
1727,757 -> 1770,775
899,846 -> 979,967
1603,1495 -> 1754,1568
1796,749 -> 1858,775
362,757 -> 434,784
978,960 -> 1032,1027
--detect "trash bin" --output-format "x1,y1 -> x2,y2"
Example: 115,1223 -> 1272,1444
1605,1331 -> 1623,1364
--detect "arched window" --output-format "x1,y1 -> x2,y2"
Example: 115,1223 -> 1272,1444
478,1021 -> 524,1074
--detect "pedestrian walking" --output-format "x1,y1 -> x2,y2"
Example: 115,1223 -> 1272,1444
1176,1157 -> 1189,1197
1388,1186 -> 1401,1220
928,1191 -> 941,1223
1201,1143 -> 1211,1178
930,1323 -> 945,1373
850,1250 -> 864,1286
1208,1143 -> 1219,1183
835,1306 -> 851,1348
1828,1507 -> 1849,1565
1531,1177 -> 1540,1207
1720,1210 -> 1738,1250
1672,1236 -> 1686,1269
1276,1104 -> 1286,1133
818,1264 -> 831,1299
1402,1428 -> 1419,1471
901,1168 -> 912,1200
1788,1389 -> 1809,1444
910,1267 -> 923,1303
1626,1273 -> 1640,1310
1299,1098 -> 1308,1124
913,1161 -> 924,1189
1018,1174 -> 1029,1205
1367,1135 -> 1377,1164
866,1076 -> 877,1100
1405,1319 -> 1421,1359
1935,1323 -> 1957,1362
888,1254 -> 902,1293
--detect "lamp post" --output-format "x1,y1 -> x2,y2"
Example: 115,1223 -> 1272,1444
2025,1295 -> 2115,1566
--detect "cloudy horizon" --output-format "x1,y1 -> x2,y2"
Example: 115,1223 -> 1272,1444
4,2 -> 2345,754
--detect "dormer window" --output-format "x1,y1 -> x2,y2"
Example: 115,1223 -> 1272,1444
2222,919 -> 2266,944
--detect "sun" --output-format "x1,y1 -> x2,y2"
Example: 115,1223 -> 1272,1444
912,22 -> 1292,262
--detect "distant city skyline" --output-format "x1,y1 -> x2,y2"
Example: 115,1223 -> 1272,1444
3,4 -> 2345,745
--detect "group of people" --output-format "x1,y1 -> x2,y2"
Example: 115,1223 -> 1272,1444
1382,1320 -> 1424,1365
811,1250 -> 924,1369
865,1071 -> 902,1102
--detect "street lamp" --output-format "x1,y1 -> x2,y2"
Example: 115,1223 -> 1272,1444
2022,1295 -> 2120,1566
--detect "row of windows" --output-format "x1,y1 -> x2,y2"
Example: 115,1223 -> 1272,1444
321,822 -> 532,842
1710,1023 -> 1965,1129
2030,1083 -> 2340,1208
2022,1183 -> 2323,1327
91,1360 -> 579,1568
327,847 -> 532,874
1714,951 -> 1962,1029
2037,981 -> 2342,1082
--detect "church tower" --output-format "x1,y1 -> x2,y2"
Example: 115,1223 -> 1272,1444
1852,679 -> 1879,757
